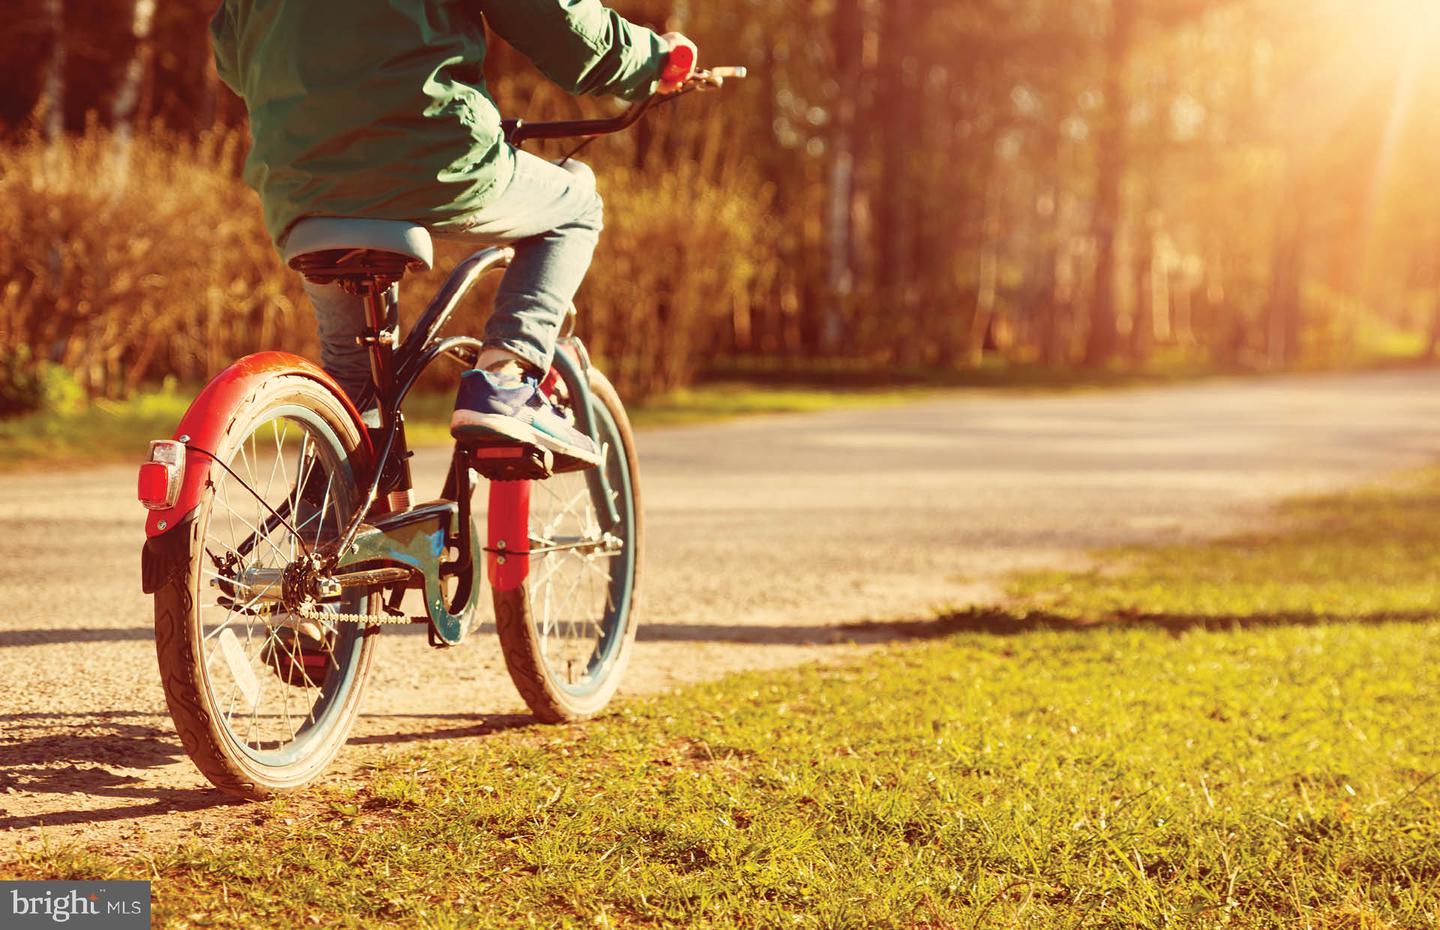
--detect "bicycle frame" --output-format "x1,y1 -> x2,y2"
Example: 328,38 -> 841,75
142,242 -> 621,645
338,246 -> 620,556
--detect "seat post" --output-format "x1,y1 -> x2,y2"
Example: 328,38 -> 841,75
358,277 -> 398,415
356,275 -> 414,506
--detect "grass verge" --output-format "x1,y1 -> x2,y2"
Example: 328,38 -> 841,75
8,471 -> 1440,927
0,381 -> 938,472
11,355 -> 1437,472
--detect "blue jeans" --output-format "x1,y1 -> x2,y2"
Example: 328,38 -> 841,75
305,151 -> 604,405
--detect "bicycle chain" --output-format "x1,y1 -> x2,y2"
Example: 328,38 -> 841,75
297,603 -> 418,626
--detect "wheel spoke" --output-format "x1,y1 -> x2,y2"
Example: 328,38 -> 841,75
312,476 -> 334,549
288,434 -> 313,560
214,493 -> 290,565
523,458 -> 623,691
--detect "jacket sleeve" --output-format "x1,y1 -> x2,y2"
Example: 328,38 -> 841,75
208,2 -> 241,93
472,0 -> 668,101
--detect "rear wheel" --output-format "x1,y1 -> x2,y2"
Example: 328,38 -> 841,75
152,375 -> 376,799
494,368 -> 642,721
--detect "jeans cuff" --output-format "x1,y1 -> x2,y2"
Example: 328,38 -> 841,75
481,338 -> 549,374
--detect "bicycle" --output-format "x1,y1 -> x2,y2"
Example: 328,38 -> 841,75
137,61 -> 746,799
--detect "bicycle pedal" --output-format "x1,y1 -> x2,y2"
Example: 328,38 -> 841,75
467,443 -> 554,481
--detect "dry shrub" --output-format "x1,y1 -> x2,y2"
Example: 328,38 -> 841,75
0,125 -> 767,409
575,152 -> 769,399
0,128 -> 310,402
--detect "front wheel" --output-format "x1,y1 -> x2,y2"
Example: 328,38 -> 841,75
494,367 -> 643,722
152,375 -> 376,798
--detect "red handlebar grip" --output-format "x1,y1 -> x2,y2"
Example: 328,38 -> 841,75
660,44 -> 696,85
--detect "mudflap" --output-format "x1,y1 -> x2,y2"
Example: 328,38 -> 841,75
487,480 -> 531,594
141,514 -> 195,594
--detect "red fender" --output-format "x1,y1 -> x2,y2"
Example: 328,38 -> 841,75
143,352 -> 371,538
487,480 -> 531,592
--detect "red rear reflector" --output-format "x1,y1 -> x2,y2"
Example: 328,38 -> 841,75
472,447 -> 526,460
139,439 -> 186,511
138,462 -> 171,503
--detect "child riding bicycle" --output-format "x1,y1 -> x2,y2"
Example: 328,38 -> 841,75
210,0 -> 696,472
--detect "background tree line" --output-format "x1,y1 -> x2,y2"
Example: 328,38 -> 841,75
3,0 -> 1440,408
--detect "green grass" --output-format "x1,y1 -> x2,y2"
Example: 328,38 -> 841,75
1007,470 -> 1440,623
701,353 -> 1224,392
0,387 -> 197,471
8,352 -> 1440,471
0,381 -> 937,472
9,472 -> 1440,927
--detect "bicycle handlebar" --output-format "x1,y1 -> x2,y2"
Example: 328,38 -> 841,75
502,67 -> 747,147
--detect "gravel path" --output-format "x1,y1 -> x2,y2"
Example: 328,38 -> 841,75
4,368 -> 1440,856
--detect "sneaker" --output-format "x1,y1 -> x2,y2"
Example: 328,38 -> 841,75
450,369 -> 602,473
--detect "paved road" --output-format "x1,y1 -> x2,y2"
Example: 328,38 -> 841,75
4,368 -> 1440,853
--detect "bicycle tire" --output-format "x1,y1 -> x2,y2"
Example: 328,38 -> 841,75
494,367 -> 643,722
152,375 -> 376,798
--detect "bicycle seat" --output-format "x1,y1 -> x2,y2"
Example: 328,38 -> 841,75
283,218 -> 434,284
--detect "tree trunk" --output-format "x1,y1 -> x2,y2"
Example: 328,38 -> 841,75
1129,210 -> 1157,364
1266,190 -> 1307,367
200,65 -> 219,130
1425,284 -> 1440,361
668,0 -> 689,30
965,162 -> 1002,368
1420,240 -> 1440,360
112,0 -> 158,180
1084,0 -> 1136,368
874,0 -> 920,363
42,0 -> 67,146
824,0 -> 865,353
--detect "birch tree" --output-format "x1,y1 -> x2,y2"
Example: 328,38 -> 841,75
111,0 -> 157,181
41,0 -> 66,146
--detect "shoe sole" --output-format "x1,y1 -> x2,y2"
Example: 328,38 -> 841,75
450,411 -> 602,474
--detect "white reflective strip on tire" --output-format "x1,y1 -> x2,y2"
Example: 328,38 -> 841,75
216,627 -> 261,713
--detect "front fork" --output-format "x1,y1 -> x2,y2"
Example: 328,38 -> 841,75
548,336 -> 621,528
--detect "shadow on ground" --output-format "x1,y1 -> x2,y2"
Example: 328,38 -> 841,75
0,711 -> 239,831
839,606 -> 1440,641
6,606 -> 1438,653
0,710 -> 535,834
346,712 -> 533,746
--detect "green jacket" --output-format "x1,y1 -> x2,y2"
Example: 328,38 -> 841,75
210,1 -> 668,246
